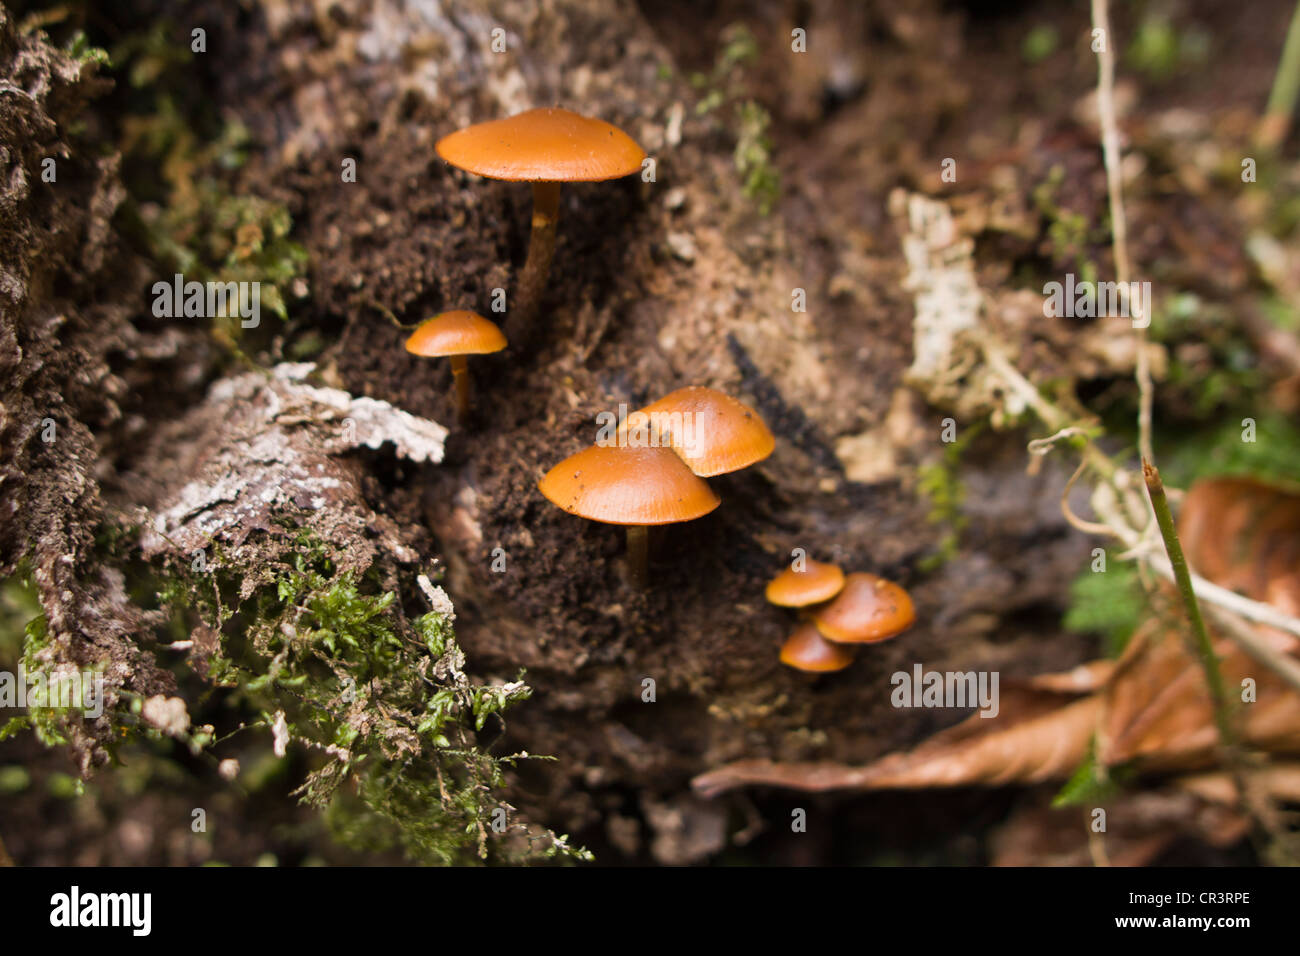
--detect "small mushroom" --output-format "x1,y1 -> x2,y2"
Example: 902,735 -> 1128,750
405,310 -> 507,420
779,622 -> 854,673
436,108 -> 646,328
538,444 -> 719,587
765,558 -> 846,607
812,572 -> 915,643
619,385 -> 774,477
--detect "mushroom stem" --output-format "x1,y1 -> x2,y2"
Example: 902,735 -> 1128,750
450,354 -> 471,418
625,524 -> 649,587
516,180 -> 562,328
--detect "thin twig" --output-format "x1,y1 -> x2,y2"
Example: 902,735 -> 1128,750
1060,457 -> 1120,537
1142,461 -> 1234,744
1027,426 -> 1095,456
1092,0 -> 1154,465
982,345 -> 1068,431
1203,602 -> 1300,698
1081,469 -> 1300,687
1153,559 -> 1300,644
1139,460 -> 1281,846
365,299 -> 418,331
998,338 -> 1300,655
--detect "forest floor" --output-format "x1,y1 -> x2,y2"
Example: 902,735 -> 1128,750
1,0 -> 1297,865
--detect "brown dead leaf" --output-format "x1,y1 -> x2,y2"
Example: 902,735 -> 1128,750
694,681 -> 1100,797
1180,476 -> 1300,635
1100,621 -> 1300,769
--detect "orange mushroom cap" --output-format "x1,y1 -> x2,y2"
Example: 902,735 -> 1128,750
779,622 -> 854,673
538,444 -> 720,526
765,558 -> 846,607
435,107 -> 646,183
619,386 -> 775,477
812,572 -> 915,644
405,310 -> 507,358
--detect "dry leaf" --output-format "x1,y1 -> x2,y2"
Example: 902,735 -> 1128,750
1100,621 -> 1300,769
694,682 -> 1100,797
1180,476 -> 1300,636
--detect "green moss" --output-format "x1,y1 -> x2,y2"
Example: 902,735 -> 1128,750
113,22 -> 308,345
690,22 -> 758,113
1032,166 -> 1099,285
0,568 -> 40,665
1147,294 -> 1265,419
65,30 -> 111,68
3,520 -> 586,864
734,101 -> 780,215
6,611 -> 95,749
1157,413 -> 1300,490
916,424 -> 982,572
156,530 -> 588,865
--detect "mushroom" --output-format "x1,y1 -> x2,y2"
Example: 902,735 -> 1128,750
436,108 -> 646,328
779,622 -> 854,673
405,310 -> 507,420
619,385 -> 774,477
765,558 -> 846,608
538,443 -> 719,587
812,572 -> 915,643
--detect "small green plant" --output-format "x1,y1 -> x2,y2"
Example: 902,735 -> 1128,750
689,23 -> 780,214
1063,551 -> 1144,657
734,101 -> 780,215
1052,738 -> 1132,807
65,30 -> 111,68
1126,16 -> 1209,81
1032,166 -> 1099,286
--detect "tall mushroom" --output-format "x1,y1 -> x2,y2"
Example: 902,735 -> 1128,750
436,108 -> 646,329
538,444 -> 718,587
812,572 -> 915,644
619,385 -> 774,477
405,310 -> 507,420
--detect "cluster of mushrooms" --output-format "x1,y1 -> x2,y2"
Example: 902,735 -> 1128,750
538,386 -> 775,586
765,560 -> 915,673
409,105 -> 918,671
405,107 -> 647,417
409,106 -> 783,587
